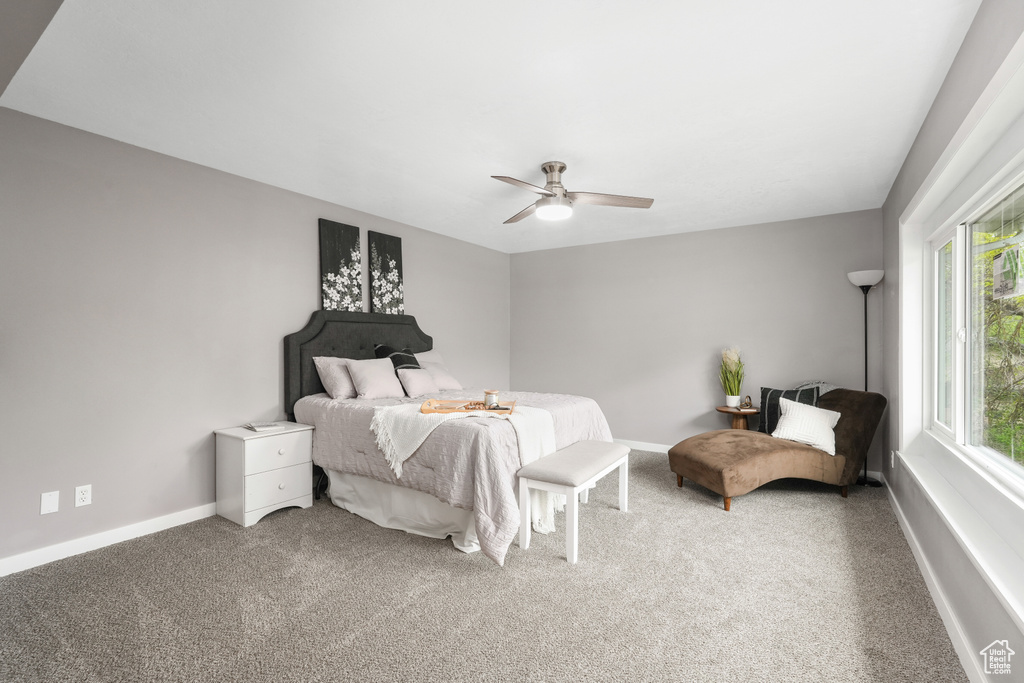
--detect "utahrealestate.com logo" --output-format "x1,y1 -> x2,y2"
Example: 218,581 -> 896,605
979,639 -> 1015,675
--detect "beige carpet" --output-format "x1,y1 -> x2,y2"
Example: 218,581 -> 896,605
0,450 -> 966,682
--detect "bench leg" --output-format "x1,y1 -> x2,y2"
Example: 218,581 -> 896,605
566,488 -> 579,564
519,480 -> 531,550
724,496 -> 731,512
619,458 -> 629,512
676,474 -> 683,487
841,485 -> 848,498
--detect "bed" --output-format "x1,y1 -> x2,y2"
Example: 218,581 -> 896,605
284,311 -> 613,565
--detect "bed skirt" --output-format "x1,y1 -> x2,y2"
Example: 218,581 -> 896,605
326,470 -> 480,553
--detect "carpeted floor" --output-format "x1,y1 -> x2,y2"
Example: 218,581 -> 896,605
0,450 -> 966,682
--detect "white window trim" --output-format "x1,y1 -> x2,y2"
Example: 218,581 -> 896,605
928,428 -> 1024,510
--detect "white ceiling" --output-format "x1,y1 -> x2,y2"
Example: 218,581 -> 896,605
1,0 -> 981,253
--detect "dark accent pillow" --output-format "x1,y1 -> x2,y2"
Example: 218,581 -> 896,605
758,386 -> 821,434
374,344 -> 420,370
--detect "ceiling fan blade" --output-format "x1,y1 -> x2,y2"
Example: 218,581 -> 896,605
503,203 -> 537,224
492,176 -> 555,197
568,191 -> 654,209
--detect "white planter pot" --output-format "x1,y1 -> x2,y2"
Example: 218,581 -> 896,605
725,395 -> 741,408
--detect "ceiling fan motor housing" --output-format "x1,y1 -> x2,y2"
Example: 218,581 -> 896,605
541,161 -> 568,196
492,161 -> 653,223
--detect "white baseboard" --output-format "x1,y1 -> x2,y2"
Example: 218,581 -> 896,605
885,467 -> 987,683
614,439 -> 670,453
0,503 -> 217,577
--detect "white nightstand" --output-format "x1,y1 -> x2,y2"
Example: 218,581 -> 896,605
214,422 -> 314,527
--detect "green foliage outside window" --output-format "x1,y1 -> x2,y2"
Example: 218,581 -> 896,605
971,214 -> 1024,465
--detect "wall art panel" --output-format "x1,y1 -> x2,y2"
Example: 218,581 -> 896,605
368,230 -> 404,314
319,218 -> 362,311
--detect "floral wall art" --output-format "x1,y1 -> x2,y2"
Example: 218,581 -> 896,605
368,230 -> 404,314
318,219 -> 362,311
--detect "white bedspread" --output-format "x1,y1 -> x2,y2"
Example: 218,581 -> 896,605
370,404 -> 483,478
293,390 -> 613,565
370,403 -> 562,532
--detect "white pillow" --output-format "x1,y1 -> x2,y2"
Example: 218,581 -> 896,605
414,349 -> 446,366
772,397 -> 841,455
347,358 -> 406,399
397,368 -> 439,398
313,356 -> 356,399
420,360 -> 462,391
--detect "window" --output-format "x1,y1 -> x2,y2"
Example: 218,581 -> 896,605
970,184 -> 1024,464
933,181 -> 1024,470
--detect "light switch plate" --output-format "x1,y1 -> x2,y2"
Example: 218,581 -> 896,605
41,491 -> 59,515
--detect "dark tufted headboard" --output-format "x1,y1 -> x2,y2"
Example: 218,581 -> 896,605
283,310 -> 433,419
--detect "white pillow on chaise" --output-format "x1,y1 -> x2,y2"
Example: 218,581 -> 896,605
771,397 -> 841,455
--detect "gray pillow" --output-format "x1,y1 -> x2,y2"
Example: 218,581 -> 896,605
313,356 -> 356,399
421,361 -> 462,391
397,368 -> 439,398
347,358 -> 406,399
794,380 -> 839,395
414,349 -> 446,366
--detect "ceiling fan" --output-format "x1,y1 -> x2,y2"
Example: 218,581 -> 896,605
492,161 -> 654,224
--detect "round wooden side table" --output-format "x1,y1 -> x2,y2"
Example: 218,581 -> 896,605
715,405 -> 759,430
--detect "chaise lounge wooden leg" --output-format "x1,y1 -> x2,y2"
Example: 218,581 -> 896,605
841,485 -> 848,498
723,496 -> 731,512
677,474 -> 683,487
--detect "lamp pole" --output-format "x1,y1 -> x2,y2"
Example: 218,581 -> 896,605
847,270 -> 884,488
859,284 -> 870,392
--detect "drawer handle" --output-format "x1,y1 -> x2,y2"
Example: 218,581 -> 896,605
278,449 -> 285,455
278,483 -> 286,490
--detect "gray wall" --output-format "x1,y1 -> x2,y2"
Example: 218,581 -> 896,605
880,0 -> 1024,676
0,0 -> 62,97
510,209 -> 884,451
0,108 -> 510,560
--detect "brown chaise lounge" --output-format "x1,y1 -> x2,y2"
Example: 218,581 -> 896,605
668,388 -> 886,510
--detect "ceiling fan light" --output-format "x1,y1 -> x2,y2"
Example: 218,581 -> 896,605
536,196 -> 573,221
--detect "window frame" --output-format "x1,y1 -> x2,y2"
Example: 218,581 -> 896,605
930,225 -> 963,443
927,173 -> 1024,496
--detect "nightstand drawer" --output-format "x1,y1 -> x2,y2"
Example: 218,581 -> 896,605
245,430 -> 311,475
244,462 -> 311,512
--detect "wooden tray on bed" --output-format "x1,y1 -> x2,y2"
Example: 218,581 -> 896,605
420,399 -> 516,414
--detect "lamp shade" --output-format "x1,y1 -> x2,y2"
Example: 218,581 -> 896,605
535,196 -> 573,221
847,270 -> 884,287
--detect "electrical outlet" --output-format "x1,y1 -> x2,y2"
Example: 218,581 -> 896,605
75,484 -> 92,507
40,491 -> 59,515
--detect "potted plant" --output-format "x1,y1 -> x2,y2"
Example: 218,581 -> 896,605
720,347 -> 744,407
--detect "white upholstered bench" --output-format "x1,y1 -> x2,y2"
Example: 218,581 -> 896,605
517,440 -> 630,563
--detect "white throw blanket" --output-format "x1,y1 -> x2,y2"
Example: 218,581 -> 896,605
507,407 -> 563,533
370,404 -> 563,532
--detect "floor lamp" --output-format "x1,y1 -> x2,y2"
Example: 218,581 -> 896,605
847,269 -> 884,487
